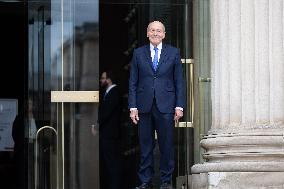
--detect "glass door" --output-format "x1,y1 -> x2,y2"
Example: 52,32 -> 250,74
28,0 -> 99,189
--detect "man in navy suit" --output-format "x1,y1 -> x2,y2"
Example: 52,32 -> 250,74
128,21 -> 185,189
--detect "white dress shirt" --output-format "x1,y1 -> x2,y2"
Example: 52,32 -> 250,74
105,84 -> 117,95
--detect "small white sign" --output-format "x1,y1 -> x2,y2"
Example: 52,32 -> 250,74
0,99 -> 18,151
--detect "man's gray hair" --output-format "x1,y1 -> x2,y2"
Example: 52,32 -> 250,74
147,21 -> 166,32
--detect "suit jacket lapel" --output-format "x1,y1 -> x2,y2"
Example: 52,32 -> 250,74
144,45 -> 155,72
156,44 -> 168,73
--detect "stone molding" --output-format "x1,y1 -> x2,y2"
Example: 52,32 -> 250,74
192,130 -> 284,173
192,162 -> 284,174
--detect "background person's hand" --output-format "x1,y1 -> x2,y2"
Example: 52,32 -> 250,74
130,109 -> 139,124
91,124 -> 98,136
174,109 -> 183,121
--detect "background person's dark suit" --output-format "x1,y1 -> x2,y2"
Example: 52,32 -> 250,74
12,113 -> 27,189
128,43 -> 185,185
12,109 -> 39,189
98,85 -> 122,189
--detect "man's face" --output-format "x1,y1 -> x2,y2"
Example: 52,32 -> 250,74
100,72 -> 108,88
147,22 -> 165,46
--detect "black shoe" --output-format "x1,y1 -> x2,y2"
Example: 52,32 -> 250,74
160,183 -> 172,189
135,182 -> 153,189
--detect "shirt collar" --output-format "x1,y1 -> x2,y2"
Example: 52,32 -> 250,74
106,84 -> 116,94
150,42 -> 162,51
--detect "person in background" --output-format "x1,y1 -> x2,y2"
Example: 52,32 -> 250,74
92,71 -> 122,189
12,98 -> 38,189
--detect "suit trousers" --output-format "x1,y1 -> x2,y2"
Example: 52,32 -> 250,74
138,99 -> 174,184
100,138 -> 122,189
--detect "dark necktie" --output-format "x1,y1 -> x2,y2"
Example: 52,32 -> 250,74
153,47 -> 159,71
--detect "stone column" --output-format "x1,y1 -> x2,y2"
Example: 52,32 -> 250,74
192,0 -> 284,188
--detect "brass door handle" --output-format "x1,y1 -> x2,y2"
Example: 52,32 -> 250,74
175,121 -> 193,128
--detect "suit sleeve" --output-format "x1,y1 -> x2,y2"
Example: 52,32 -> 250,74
174,49 -> 185,109
128,49 -> 138,109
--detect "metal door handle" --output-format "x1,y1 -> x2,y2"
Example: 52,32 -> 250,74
35,126 -> 58,189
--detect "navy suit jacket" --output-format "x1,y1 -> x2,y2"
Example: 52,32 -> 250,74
128,44 -> 185,113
